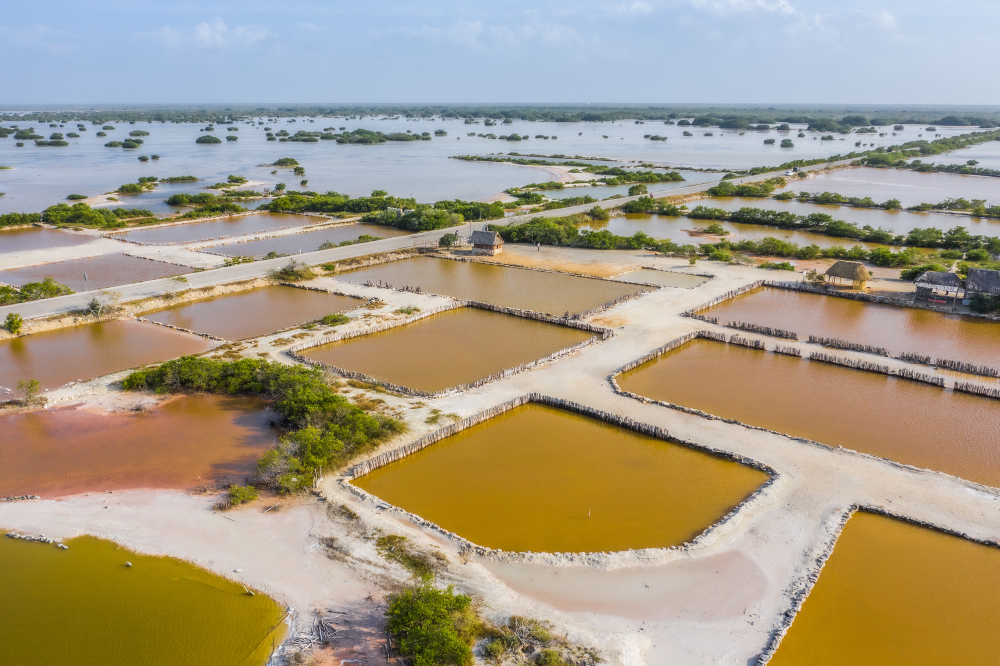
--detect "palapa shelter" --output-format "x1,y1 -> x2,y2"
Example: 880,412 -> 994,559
825,261 -> 871,289
470,230 -> 504,256
914,270 -> 964,305
964,268 -> 1000,303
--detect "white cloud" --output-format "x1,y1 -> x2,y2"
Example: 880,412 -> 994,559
149,17 -> 272,49
609,1 -> 655,15
380,19 -> 588,50
0,24 -> 70,53
866,10 -> 898,30
686,0 -> 797,16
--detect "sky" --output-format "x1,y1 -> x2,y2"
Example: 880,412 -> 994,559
1,0 -> 998,105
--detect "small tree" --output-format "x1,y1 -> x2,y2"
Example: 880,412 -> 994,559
17,379 -> 40,403
627,184 -> 648,197
274,182 -> 286,192
3,312 -> 23,334
438,233 -> 459,248
85,290 -> 122,320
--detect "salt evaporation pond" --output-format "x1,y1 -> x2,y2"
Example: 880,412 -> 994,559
704,286 -> 1000,366
0,535 -> 286,666
335,256 -> 648,316
142,285 -> 358,340
354,403 -> 769,552
0,395 -> 276,496
206,222 -> 411,259
615,269 -> 710,288
768,512 -> 1000,665
778,167 -> 1000,208
302,307 -> 594,393
618,338 -> 1000,487
0,253 -> 187,291
0,226 -> 96,256
114,212 -> 315,245
0,320 -> 212,397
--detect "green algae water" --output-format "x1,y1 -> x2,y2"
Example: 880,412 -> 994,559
354,403 -> 769,552
0,535 -> 287,666
768,512 -> 1000,665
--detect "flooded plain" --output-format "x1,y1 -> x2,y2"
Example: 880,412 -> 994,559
705,287 -> 1000,365
0,253 -> 187,291
779,167 -> 1000,208
354,403 -> 769,552
618,338 -> 1000,487
114,212 -> 315,245
0,226 -> 96,256
768,511 -> 1000,665
615,269 -> 709,288
0,534 -> 286,666
142,285 -> 358,340
205,223 -> 411,258
335,256 -> 647,315
303,307 -> 594,393
0,320 -> 212,396
0,396 -> 277,497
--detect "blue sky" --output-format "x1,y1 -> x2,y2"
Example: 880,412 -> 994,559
1,1 -> 996,105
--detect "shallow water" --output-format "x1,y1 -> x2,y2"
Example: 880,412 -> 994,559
335,256 -> 647,315
115,212 -> 316,245
143,285 -> 358,340
354,403 -> 768,552
0,319 -> 211,396
0,395 -> 277,496
768,511 -> 1000,665
615,269 -> 709,288
205,223 -> 411,258
0,534 -> 286,666
0,226 -> 96,257
0,253 -> 187,291
705,286 -> 1000,366
779,167 -> 1000,208
303,307 -> 594,393
618,338 -> 1000,487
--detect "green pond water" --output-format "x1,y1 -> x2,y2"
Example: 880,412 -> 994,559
0,534 -> 287,666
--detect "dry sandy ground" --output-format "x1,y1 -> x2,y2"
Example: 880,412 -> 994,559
2,247 -> 998,664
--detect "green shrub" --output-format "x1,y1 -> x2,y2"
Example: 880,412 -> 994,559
758,261 -> 796,271
439,232 -> 459,247
3,312 -> 23,334
321,313 -> 350,326
196,135 -> 222,144
227,484 -> 259,506
395,306 -> 420,315
900,263 -> 946,281
66,194 -> 87,200
386,583 -> 480,666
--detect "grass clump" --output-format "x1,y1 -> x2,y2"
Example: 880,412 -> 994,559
225,484 -> 259,507
376,534 -> 447,579
395,305 -> 421,315
268,259 -> 316,282
321,313 -> 350,326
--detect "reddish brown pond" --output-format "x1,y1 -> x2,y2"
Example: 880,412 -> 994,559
618,338 -> 1000,487
115,213 -> 315,244
142,286 -> 359,340
0,320 -> 212,397
705,286 -> 1000,366
0,395 -> 276,497
206,223 -> 411,259
0,227 -> 96,256
0,254 -> 187,291
303,307 -> 595,393
336,256 -> 648,316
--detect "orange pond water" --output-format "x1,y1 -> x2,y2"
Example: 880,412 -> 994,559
336,256 -> 648,315
769,512 -> 1000,665
354,403 -> 769,552
0,320 -> 212,397
0,254 -> 188,291
0,395 -> 277,496
705,286 -> 1000,366
142,286 -> 359,340
617,339 -> 1000,487
302,307 -> 594,393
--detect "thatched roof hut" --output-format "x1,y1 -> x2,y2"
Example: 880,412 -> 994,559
915,270 -> 963,304
825,261 -> 871,288
965,268 -> 1000,296
470,230 -> 504,255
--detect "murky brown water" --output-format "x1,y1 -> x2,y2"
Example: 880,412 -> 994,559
0,320 -> 211,396
303,307 -> 594,393
0,253 -> 187,291
706,287 -> 1000,365
618,338 -> 1000,487
0,534 -> 286,666
769,511 -> 1000,665
354,403 -> 768,552
206,223 -> 411,258
335,256 -> 647,316
0,226 -> 96,256
0,395 -> 277,496
143,286 -> 358,340
615,269 -> 709,288
115,212 -> 315,244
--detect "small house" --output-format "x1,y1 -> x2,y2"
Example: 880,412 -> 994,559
470,230 -> 504,256
914,271 -> 963,305
825,261 -> 871,289
964,268 -> 1000,303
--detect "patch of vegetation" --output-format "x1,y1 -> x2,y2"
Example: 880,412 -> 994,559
268,260 -> 315,282
0,278 -> 74,305
386,582 -> 480,665
196,135 -> 222,144
758,261 -> 796,271
41,203 -> 155,228
225,484 -> 259,507
3,312 -> 23,334
321,313 -> 350,326
66,194 -> 87,200
376,534 -> 447,579
395,305 -> 420,315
